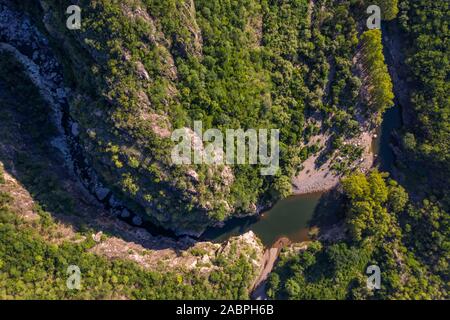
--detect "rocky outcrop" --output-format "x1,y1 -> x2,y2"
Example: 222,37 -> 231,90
91,230 -> 264,275
178,0 -> 203,57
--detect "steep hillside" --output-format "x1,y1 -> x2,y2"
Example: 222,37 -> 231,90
0,51 -> 265,299
266,0 -> 449,300
5,0 -> 394,235
0,0 -> 447,302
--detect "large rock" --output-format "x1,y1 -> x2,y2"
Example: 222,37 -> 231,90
95,187 -> 110,201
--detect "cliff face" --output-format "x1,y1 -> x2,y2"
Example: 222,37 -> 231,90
0,0 -> 239,234
22,0 -> 264,234
0,0 -> 265,267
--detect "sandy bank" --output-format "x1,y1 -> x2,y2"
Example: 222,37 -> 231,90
292,131 -> 375,195
251,237 -> 293,300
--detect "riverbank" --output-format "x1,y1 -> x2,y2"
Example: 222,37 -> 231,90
292,130 -> 376,195
251,237 -> 300,300
203,192 -> 323,247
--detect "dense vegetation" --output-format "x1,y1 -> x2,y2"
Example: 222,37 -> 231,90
0,187 -> 256,299
267,171 -> 447,299
360,29 -> 394,122
0,53 -> 258,299
396,0 -> 449,205
11,0 -> 396,233
368,0 -> 399,21
267,0 -> 449,300
3,0 -> 447,301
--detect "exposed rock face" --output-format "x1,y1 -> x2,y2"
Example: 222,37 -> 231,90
0,3 -> 262,282
246,14 -> 263,48
71,122 -> 80,136
91,230 -> 264,275
179,0 -> 203,57
0,3 -> 70,162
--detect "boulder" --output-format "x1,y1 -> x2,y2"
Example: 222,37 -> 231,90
95,186 -> 110,201
132,215 -> 143,226
121,209 -> 131,218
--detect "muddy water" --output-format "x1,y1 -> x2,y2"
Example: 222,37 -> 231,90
203,193 -> 322,247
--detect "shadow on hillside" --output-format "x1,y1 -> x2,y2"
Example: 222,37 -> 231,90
0,79 -> 195,252
308,188 -> 346,239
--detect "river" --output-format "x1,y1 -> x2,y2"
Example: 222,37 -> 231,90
204,104 -> 402,248
203,192 -> 322,247
371,106 -> 402,173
